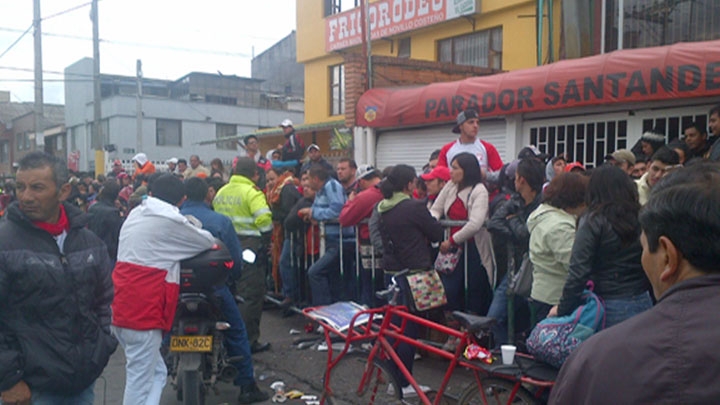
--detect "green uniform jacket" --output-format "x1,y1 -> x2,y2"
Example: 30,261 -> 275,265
213,175 -> 272,237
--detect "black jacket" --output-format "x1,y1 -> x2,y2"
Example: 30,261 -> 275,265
0,202 -> 117,394
284,197 -> 315,258
87,198 -> 125,261
374,199 -> 444,272
272,183 -> 302,222
300,158 -> 336,180
281,130 -> 304,162
557,211 -> 650,316
487,192 -> 542,281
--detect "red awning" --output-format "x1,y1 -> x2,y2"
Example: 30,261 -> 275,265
356,40 -> 720,128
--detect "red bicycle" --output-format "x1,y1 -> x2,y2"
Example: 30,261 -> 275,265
303,271 -> 557,404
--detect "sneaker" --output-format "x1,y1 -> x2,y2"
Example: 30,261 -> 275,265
401,384 -> 431,398
442,336 -> 459,352
238,383 -> 270,404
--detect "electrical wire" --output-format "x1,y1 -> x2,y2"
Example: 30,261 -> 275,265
42,1 -> 95,21
0,24 -> 32,60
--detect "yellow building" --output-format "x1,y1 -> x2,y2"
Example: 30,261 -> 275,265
298,1 -> 720,171
297,0 -> 561,127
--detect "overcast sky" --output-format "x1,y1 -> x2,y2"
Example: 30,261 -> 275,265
0,0 -> 297,104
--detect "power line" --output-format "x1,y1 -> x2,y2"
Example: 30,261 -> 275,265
42,1 -> 95,21
0,24 -> 32,60
0,26 -> 252,58
0,78 -> 91,82
0,65 -> 95,77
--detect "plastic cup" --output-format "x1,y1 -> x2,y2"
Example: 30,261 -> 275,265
501,345 -> 516,365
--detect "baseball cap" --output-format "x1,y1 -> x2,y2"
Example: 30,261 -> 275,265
307,144 -> 320,152
452,109 -> 479,134
607,149 -> 636,165
420,166 -> 451,182
356,164 -> 379,180
564,162 -> 586,172
280,119 -> 293,127
166,157 -> 178,164
132,153 -> 148,166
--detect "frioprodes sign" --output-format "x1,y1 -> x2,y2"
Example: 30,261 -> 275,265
326,0 -> 477,52
356,40 -> 720,128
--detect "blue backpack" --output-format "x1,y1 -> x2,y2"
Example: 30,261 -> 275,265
526,289 -> 605,369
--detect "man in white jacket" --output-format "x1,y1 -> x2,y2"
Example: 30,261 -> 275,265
111,174 -> 216,405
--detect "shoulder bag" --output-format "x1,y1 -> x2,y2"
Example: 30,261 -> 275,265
379,210 -> 447,312
526,287 -> 605,368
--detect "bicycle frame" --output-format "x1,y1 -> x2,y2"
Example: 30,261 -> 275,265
306,302 -> 554,405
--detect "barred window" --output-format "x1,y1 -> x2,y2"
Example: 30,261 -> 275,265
438,27 -> 502,69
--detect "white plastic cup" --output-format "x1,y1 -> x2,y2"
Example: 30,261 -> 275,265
501,345 -> 517,365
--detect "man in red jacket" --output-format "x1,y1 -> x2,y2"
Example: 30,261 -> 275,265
437,109 -> 503,178
339,164 -> 383,305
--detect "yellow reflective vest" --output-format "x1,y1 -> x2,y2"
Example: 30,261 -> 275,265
213,175 -> 272,237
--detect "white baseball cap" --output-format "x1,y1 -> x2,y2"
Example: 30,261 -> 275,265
280,119 -> 293,127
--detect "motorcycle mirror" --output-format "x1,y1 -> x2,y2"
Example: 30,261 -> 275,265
242,249 -> 256,264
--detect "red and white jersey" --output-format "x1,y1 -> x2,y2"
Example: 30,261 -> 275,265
111,196 -> 215,332
437,138 -> 504,172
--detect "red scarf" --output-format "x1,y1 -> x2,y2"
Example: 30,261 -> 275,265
33,205 -> 70,236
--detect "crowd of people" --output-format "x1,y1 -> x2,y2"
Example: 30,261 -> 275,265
2,105 -> 720,404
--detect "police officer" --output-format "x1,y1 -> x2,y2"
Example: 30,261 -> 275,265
213,157 -> 273,353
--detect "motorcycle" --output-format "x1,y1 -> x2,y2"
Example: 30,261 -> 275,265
167,240 -> 254,404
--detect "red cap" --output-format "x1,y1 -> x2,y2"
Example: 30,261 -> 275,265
564,162 -> 586,172
421,166 -> 451,182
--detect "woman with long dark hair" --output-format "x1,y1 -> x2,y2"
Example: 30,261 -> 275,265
430,153 -> 495,315
371,164 -> 444,397
552,165 -> 651,327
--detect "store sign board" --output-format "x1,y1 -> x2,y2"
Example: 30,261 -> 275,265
326,0 -> 477,52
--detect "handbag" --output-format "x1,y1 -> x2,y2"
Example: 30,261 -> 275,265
398,270 -> 448,312
507,252 -> 533,298
526,288 -> 605,368
434,248 -> 462,274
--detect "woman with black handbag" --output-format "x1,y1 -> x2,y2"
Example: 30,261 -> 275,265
370,164 -> 444,398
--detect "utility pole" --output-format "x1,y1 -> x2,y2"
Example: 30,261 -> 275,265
91,0 -> 104,174
136,59 -> 143,152
33,0 -> 44,150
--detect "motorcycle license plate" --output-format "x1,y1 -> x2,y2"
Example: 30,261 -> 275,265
170,336 -> 213,352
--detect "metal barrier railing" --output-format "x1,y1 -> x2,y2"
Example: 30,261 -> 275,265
268,217 -> 493,313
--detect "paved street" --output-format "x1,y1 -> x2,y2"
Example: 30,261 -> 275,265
94,303 -> 474,405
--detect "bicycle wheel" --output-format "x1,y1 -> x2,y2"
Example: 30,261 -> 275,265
457,377 -> 537,405
324,352 -> 402,405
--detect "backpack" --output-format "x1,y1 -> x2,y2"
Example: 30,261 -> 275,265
526,288 -> 605,368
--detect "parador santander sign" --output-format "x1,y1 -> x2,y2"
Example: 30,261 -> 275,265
326,0 -> 477,52
355,40 -> 720,128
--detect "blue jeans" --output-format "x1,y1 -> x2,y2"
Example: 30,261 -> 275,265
19,381 -> 95,405
307,241 -> 355,306
214,285 -> 255,386
603,291 -> 653,329
279,239 -> 297,301
439,243 -> 492,314
384,273 -> 418,388
487,275 -> 529,347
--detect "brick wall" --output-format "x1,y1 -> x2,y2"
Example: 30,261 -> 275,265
343,53 -> 500,127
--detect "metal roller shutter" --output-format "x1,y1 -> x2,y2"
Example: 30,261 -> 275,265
375,120 -> 508,172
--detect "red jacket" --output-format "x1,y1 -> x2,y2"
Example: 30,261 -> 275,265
339,185 -> 383,240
